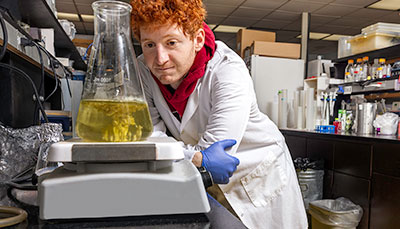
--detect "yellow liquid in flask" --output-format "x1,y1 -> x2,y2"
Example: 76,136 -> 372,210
76,100 -> 153,142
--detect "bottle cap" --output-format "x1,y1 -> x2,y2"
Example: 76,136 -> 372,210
348,59 -> 354,64
363,56 -> 369,61
357,58 -> 362,62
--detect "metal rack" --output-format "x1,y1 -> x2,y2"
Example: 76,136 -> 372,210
18,0 -> 87,71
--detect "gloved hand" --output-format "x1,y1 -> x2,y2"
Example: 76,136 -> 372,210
201,139 -> 240,184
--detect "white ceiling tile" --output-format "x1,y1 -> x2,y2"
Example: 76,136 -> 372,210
205,0 -> 244,6
380,11 -> 400,23
331,0 -> 378,7
341,27 -> 362,35
204,4 -> 236,16
241,0 -> 288,9
252,18 -> 293,30
310,23 -> 325,30
281,20 -> 302,31
205,15 -> 226,24
312,4 -> 359,16
76,4 -> 93,14
73,0 -> 96,4
55,2 -> 77,14
279,1 -> 327,13
344,8 -> 392,19
265,10 -> 301,21
300,0 -> 335,3
313,24 -> 351,33
230,6 -> 273,19
328,18 -> 374,27
223,17 -> 259,27
310,14 -> 339,24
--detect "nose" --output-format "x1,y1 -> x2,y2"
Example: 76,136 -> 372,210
155,45 -> 169,65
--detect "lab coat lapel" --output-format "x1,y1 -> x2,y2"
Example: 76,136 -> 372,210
180,81 -> 200,132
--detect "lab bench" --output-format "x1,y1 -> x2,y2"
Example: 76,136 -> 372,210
281,128 -> 400,229
10,192 -> 246,228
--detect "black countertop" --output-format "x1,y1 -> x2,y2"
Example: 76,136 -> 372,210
281,128 -> 400,144
9,192 -> 246,229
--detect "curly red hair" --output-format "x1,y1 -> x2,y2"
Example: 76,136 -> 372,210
130,0 -> 206,40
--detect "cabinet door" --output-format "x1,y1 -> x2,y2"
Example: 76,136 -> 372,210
370,173 -> 400,229
332,172 -> 370,229
335,141 -> 372,179
323,170 -> 334,199
283,135 -> 306,159
373,143 -> 400,177
307,138 -> 334,170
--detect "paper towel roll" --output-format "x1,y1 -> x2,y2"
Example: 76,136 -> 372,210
293,91 -> 299,129
297,106 -> 303,129
306,88 -> 315,130
278,89 -> 288,128
300,90 -> 306,129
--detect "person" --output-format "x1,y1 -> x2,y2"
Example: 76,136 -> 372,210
130,0 -> 308,228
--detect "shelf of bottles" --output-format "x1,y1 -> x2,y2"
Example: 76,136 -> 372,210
335,51 -> 400,95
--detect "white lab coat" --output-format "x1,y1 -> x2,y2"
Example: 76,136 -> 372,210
137,41 -> 308,229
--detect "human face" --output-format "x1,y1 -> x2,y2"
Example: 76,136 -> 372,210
140,23 -> 205,89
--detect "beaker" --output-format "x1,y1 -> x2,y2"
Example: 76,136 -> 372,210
76,0 -> 153,142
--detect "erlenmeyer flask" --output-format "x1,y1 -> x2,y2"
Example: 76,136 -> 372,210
76,0 -> 153,142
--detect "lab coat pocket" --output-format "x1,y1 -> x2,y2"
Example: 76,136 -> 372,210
240,152 -> 288,207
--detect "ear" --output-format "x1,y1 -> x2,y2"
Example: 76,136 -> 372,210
194,28 -> 205,52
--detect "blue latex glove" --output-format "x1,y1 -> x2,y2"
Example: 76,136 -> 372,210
201,139 -> 240,184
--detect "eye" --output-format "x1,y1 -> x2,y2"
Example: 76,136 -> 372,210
143,42 -> 154,48
167,40 -> 177,46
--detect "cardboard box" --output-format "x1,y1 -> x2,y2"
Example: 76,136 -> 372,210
247,41 -> 301,59
236,29 -> 275,57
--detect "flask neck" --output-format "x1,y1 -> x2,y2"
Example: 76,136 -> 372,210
93,1 -> 131,37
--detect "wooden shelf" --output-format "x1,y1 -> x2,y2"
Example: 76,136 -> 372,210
18,0 -> 87,71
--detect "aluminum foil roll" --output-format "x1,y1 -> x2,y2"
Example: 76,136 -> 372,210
0,122 -> 63,206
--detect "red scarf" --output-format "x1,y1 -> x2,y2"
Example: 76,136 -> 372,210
151,22 -> 216,118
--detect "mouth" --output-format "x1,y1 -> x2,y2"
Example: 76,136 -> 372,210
156,66 -> 174,71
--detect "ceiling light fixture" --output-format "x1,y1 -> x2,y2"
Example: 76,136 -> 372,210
322,34 -> 350,41
367,0 -> 400,11
57,12 -> 80,21
297,32 -> 331,40
212,25 -> 246,33
81,14 -> 94,22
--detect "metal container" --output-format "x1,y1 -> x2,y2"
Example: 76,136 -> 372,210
297,169 -> 324,209
357,103 -> 377,134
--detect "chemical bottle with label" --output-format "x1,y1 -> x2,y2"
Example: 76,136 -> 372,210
344,59 -> 354,83
370,58 -> 379,80
361,56 -> 370,81
386,63 -> 391,78
376,58 -> 386,79
354,58 -> 363,82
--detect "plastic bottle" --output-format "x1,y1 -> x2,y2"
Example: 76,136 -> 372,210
354,58 -> 363,82
345,59 -> 354,83
371,59 -> 379,80
361,56 -> 370,81
376,58 -> 386,79
386,63 -> 391,78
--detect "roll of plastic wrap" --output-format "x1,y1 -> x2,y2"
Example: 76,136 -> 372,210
297,106 -> 303,129
300,90 -> 306,129
306,88 -> 315,130
278,89 -> 288,128
293,91 -> 299,129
